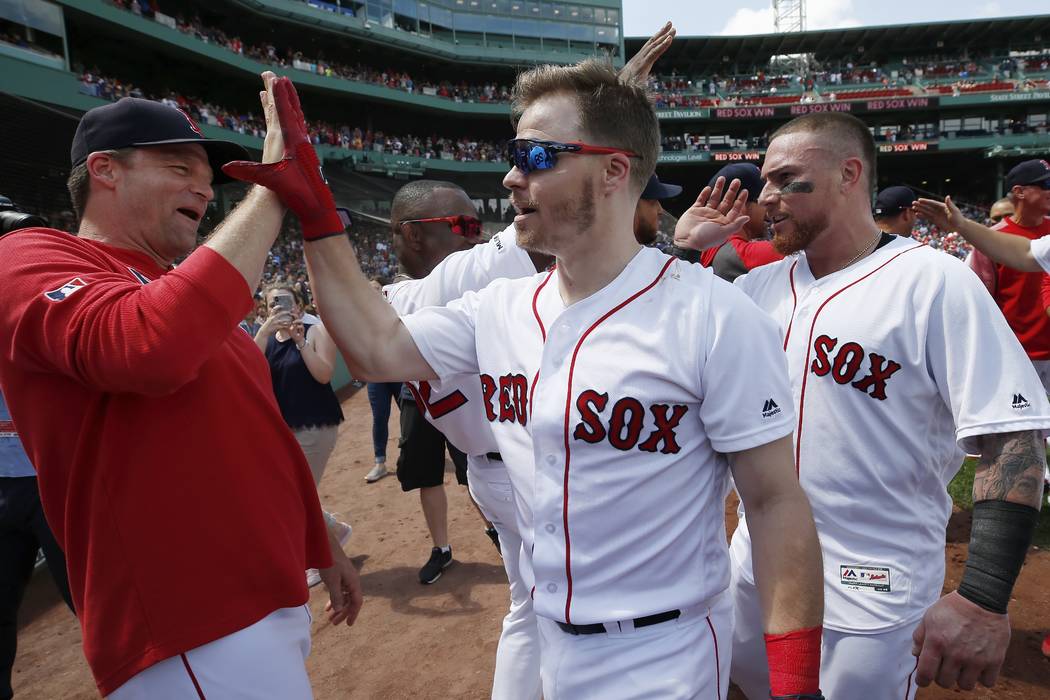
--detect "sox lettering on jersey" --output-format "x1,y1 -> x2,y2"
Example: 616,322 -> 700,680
573,390 -> 688,454
810,334 -> 902,400
478,375 -> 689,452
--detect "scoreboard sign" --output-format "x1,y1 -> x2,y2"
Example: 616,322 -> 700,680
877,141 -> 939,153
689,96 -> 941,121
712,151 -> 763,161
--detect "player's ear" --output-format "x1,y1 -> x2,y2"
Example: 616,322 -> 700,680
603,153 -> 632,195
399,221 -> 426,250
839,156 -> 864,193
86,151 -> 126,192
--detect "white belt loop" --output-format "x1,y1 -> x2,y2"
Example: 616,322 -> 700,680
674,601 -> 711,625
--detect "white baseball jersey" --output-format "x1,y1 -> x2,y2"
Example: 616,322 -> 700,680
1025,219 -> 1050,273
402,246 -> 796,624
731,235 -> 1050,633
383,224 -> 536,456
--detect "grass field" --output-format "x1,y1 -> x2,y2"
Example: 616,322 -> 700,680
949,454 -> 1050,548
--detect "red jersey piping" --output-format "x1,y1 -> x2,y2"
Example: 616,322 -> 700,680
559,255 -> 676,622
791,245 -> 924,474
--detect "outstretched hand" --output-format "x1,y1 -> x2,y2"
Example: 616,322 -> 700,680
222,72 -> 345,241
913,195 -> 963,231
672,176 -> 751,252
619,21 -> 675,85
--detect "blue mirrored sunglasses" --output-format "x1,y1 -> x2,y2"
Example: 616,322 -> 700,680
505,139 -> 638,174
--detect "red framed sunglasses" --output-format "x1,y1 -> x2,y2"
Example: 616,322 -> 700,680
399,214 -> 483,238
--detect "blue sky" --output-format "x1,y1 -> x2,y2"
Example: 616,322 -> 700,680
622,0 -> 1039,37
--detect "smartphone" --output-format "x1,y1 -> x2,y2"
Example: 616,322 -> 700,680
273,294 -> 293,313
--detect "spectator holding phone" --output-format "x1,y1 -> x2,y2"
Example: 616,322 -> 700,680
255,283 -> 350,586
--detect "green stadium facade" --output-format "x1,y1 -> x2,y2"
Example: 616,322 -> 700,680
1,0 -> 1048,222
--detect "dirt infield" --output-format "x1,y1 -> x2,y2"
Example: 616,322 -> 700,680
12,390 -> 1050,698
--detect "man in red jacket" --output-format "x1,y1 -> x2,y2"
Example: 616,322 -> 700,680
957,160 -> 1050,390
0,72 -> 361,698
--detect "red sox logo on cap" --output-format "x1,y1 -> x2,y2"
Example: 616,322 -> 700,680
176,108 -> 204,136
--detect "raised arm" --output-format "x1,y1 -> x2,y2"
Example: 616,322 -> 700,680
618,21 -> 675,86
221,75 -> 437,383
731,435 -> 825,698
306,236 -> 434,382
0,73 -> 291,396
913,196 -> 1040,272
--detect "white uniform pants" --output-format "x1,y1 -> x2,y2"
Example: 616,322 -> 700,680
729,565 -> 918,700
467,454 -> 541,700
108,606 -> 313,699
535,592 -> 732,700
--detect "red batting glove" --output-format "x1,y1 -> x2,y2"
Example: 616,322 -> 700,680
222,77 -> 346,241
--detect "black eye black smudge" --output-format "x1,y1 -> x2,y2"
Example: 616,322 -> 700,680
781,181 -> 815,194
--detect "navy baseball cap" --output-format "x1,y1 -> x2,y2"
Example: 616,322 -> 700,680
71,97 -> 250,184
641,173 -> 683,200
873,186 -> 917,217
709,163 -> 763,202
1005,159 -> 1050,189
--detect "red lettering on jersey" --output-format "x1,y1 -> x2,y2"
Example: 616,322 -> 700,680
480,374 -> 498,422
498,376 -> 515,422
811,334 -> 837,376
608,397 -> 645,450
638,404 -> 688,454
416,381 -> 468,419
573,390 -> 609,443
811,337 -> 902,400
831,342 -> 864,384
850,353 -> 902,401
509,374 -> 528,425
571,392 -> 689,453
497,373 -> 529,424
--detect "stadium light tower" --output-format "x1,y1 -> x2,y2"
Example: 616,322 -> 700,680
773,0 -> 806,33
771,0 -> 809,76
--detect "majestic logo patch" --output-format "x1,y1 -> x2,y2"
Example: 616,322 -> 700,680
44,277 -> 88,302
839,565 -> 891,593
762,398 -> 781,418
1012,393 -> 1031,410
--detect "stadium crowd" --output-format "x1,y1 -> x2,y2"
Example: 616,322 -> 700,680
108,0 -> 513,104
77,71 -> 503,162
101,0 -> 1050,112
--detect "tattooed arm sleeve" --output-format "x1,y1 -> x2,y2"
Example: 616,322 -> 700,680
973,430 -> 1045,508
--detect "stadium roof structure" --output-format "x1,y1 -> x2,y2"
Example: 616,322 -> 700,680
626,15 -> 1050,74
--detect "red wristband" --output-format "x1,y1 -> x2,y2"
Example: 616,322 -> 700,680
764,625 -> 821,696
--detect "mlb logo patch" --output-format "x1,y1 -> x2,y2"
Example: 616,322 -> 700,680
45,277 -> 88,302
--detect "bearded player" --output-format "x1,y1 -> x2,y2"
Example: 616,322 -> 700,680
677,112 -> 1050,697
